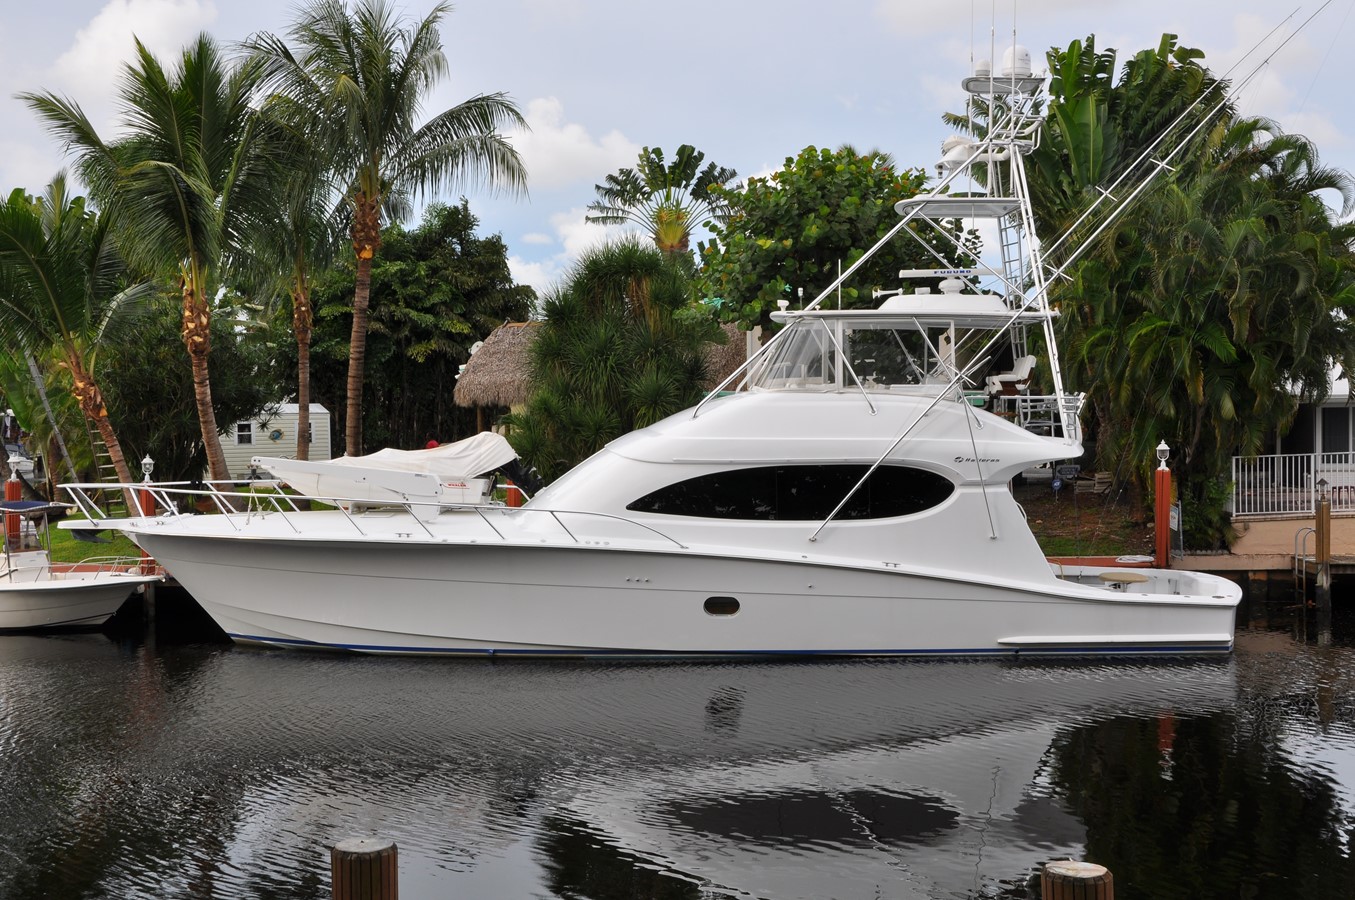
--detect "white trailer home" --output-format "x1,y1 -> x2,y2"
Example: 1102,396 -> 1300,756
221,403 -> 331,479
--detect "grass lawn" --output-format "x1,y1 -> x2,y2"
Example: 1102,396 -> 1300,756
35,521 -> 142,563
1016,477 -> 1154,558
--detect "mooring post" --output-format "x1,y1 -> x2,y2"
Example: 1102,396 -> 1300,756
138,465 -> 158,622
332,838 -> 398,900
4,472 -> 20,550
1316,480 -> 1332,646
1042,860 -> 1113,899
1154,441 -> 1172,567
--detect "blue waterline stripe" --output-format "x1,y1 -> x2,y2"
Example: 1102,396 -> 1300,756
229,633 -> 1231,656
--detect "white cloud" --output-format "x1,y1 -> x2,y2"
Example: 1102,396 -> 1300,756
51,0 -> 217,130
520,232 -> 554,245
0,133 -> 67,193
509,207 -> 632,295
508,97 -> 640,191
1200,14 -> 1350,161
874,0 -> 1099,36
554,207 -> 627,257
520,0 -> 585,27
507,255 -> 562,298
1283,111 -> 1348,154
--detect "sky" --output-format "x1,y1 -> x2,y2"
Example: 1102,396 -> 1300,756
1,0 -> 1352,297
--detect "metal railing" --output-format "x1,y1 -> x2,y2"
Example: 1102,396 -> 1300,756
1232,452 -> 1355,517
1,554 -> 157,582
60,480 -> 689,550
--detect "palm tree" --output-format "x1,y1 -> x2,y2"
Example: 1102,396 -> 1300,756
21,35 -> 278,481
505,239 -> 715,482
1062,115 -> 1355,544
586,145 -> 736,257
0,176 -> 155,486
239,107 -> 345,462
944,34 -> 1230,268
249,0 -> 527,456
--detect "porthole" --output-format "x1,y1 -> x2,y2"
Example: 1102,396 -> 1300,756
704,596 -> 740,616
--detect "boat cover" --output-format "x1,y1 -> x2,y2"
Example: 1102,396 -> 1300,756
282,432 -> 517,478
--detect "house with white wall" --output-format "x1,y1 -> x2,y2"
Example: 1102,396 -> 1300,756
221,402 -> 331,478
1230,368 -> 1355,559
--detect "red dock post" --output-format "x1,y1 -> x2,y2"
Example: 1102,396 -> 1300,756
1154,440 -> 1172,567
4,473 -> 20,550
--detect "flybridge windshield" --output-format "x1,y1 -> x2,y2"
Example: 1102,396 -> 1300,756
749,316 -> 995,393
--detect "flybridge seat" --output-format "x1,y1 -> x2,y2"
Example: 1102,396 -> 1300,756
252,432 -> 520,522
985,356 -> 1036,396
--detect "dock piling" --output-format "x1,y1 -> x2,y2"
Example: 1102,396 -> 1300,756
1041,860 -> 1113,899
331,837 -> 398,899
1317,485 -> 1332,645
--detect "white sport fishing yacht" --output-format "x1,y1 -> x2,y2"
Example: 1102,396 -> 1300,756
61,51 -> 1240,656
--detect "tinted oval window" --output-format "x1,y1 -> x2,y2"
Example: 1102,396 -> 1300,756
627,465 -> 954,520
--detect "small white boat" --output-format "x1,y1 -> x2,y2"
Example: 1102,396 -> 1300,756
0,501 -> 162,631
60,51 -> 1241,656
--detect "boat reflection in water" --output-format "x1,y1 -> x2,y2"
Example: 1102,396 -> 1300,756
9,627 -> 1324,899
556,661 -> 1235,899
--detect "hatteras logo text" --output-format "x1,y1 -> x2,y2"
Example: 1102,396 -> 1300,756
955,455 -> 1000,464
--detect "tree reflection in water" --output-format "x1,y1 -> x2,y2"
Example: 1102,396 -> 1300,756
1046,711 -> 1355,900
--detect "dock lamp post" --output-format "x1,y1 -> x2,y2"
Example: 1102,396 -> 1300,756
1154,441 -> 1172,567
1316,477 -> 1333,644
136,454 -> 156,573
138,454 -> 155,518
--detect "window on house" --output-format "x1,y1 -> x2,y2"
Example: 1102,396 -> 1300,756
236,422 -> 254,445
1321,407 -> 1350,455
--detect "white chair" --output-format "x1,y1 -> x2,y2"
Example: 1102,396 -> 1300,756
985,356 -> 1035,396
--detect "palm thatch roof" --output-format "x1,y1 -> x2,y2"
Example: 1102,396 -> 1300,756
454,321 -> 542,409
453,320 -> 751,409
703,323 -> 749,390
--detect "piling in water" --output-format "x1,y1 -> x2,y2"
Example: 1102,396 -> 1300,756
1317,492 -> 1332,645
332,837 -> 398,900
1042,859 -> 1112,899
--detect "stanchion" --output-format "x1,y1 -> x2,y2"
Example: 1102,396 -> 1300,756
331,837 -> 397,899
1042,860 -> 1113,899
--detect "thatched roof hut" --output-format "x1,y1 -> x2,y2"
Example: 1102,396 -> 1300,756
454,321 -> 542,410
454,320 -> 751,420
703,323 -> 749,390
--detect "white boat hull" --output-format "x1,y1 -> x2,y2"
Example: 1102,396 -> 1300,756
129,526 -> 1238,657
0,572 -> 156,630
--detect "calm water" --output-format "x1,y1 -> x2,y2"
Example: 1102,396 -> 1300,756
1,590 -> 1354,899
